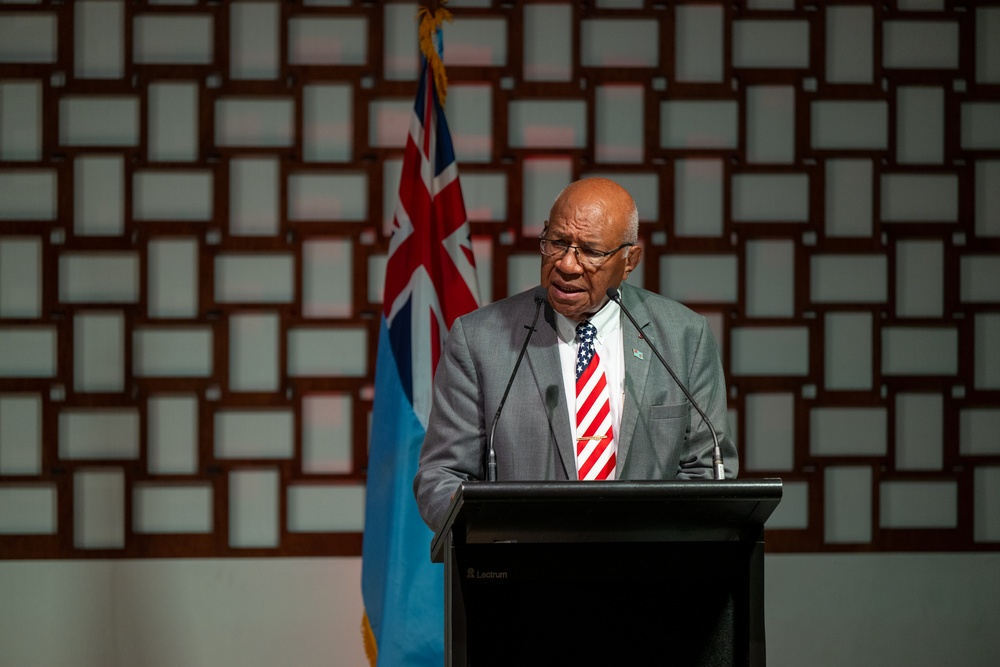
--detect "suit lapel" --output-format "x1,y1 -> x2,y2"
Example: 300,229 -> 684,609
526,303 -> 575,479
617,285 -> 651,475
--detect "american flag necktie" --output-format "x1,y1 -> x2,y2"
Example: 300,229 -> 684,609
575,321 -> 616,480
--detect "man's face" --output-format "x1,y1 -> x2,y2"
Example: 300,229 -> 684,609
540,192 -> 641,322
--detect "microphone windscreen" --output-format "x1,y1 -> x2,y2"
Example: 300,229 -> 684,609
533,286 -> 548,303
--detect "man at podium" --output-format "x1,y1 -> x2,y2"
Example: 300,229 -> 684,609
414,177 -> 738,533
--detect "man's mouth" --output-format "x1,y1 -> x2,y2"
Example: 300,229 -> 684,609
552,283 -> 584,295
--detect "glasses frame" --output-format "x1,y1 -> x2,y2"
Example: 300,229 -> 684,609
538,235 -> 633,268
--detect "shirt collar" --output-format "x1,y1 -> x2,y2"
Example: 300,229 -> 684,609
553,295 -> 620,345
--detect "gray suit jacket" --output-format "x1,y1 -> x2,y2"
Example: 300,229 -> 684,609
413,283 -> 738,533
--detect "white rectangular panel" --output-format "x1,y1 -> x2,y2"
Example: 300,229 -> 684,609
661,100 -> 738,149
509,100 -> 587,148
977,161 -> 1000,237
75,468 -> 125,548
229,469 -> 279,548
287,328 -> 367,377
825,466 -> 872,544
59,96 -> 139,146
524,4 -> 572,82
215,254 -> 294,303
287,172 -> 367,222
880,481 -> 957,529
74,311 -> 124,393
288,484 -> 365,532
974,467 -> 1000,542
881,173 -> 958,222
882,327 -> 958,376
897,87 -> 944,164
960,409 -> 1000,456
523,158 -> 572,238
731,327 -> 810,376
824,159 -> 872,237
133,328 -> 213,377
383,3 -> 420,81
230,157 -> 279,236
0,394 -> 42,475
660,255 -> 737,303
147,238 -> 198,318
745,393 -> 795,471
0,485 -> 56,534
595,85 -> 643,164
961,103 -> 1000,150
75,0 -> 123,79
302,394 -> 353,474
0,13 -> 56,63
810,255 -> 887,303
133,171 -> 213,221
303,84 -> 352,163
74,155 -> 124,236
896,393 -> 943,471
230,313 -> 279,392
581,19 -> 657,67
811,408 -> 887,456
0,170 -> 56,220
747,86 -> 795,164
825,312 -> 873,391
443,18 -> 507,67
0,238 -> 41,317
134,484 -> 213,533
59,408 -> 139,460
976,314 -> 1000,390
58,252 -> 139,303
883,21 -> 958,69
215,410 -> 293,459
746,240 -> 794,317
0,328 -> 56,378
215,98 -> 294,147
148,395 -> 198,475
462,172 -> 507,222
675,159 -> 724,237
230,1 -> 279,80
733,20 -> 809,68
732,173 -> 809,222
826,6 -> 873,83
302,239 -> 352,319
676,5 -> 724,82
896,240 -> 943,317
149,82 -> 198,162
0,81 -> 42,160
811,101 -> 887,150
448,84 -> 494,164
288,17 -> 367,65
133,15 -> 213,64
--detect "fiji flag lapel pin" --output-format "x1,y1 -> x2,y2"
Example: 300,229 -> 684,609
632,348 -> 644,360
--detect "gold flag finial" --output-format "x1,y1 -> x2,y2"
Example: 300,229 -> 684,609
417,1 -> 453,104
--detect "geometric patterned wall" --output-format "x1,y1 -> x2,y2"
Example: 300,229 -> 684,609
0,0 -> 998,559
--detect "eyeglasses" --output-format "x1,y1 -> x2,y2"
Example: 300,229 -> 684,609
539,237 -> 633,268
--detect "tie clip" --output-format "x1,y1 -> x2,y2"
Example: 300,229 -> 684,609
576,435 -> 608,441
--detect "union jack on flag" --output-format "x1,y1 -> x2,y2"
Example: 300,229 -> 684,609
361,6 -> 479,665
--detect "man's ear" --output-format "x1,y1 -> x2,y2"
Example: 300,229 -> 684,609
623,244 -> 642,278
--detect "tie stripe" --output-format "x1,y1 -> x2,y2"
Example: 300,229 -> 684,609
575,321 -> 616,481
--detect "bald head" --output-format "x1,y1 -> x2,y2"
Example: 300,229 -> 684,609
551,177 -> 639,246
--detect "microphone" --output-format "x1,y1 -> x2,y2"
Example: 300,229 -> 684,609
486,286 -> 547,481
606,287 -> 726,481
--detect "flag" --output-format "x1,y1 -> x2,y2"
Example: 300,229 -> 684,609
361,4 -> 479,665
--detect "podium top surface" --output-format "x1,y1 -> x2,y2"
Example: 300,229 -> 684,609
431,478 -> 782,562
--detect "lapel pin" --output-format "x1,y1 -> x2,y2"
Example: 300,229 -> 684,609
633,349 -> 644,360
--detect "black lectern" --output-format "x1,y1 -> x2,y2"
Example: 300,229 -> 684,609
431,479 -> 782,666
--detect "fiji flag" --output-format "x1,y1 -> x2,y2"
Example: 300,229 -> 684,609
361,5 -> 479,666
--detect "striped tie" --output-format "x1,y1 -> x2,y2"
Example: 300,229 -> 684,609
575,321 -> 616,480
